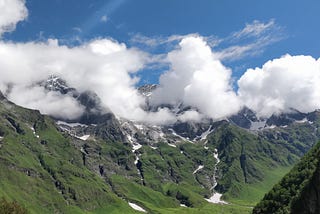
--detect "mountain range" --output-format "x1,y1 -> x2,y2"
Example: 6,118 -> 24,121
0,76 -> 319,213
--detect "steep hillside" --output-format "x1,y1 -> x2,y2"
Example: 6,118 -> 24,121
1,86 -> 320,213
253,142 -> 320,214
0,92 -> 253,213
206,122 -> 300,205
0,92 -> 138,213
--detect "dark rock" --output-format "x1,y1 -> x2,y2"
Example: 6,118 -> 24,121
0,91 -> 5,100
229,107 -> 258,129
171,121 -> 211,140
6,117 -> 25,134
266,110 -> 307,127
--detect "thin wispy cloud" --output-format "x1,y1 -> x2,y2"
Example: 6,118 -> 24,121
130,33 -> 220,49
72,27 -> 82,33
79,0 -> 127,36
216,19 -> 284,61
100,15 -> 108,23
231,19 -> 277,40
130,19 -> 284,61
216,34 -> 283,61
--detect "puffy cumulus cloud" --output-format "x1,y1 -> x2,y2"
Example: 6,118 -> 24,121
0,35 -> 244,124
0,39 -> 154,121
2,1 -> 316,124
150,36 -> 242,120
0,0 -> 28,36
238,55 -> 320,117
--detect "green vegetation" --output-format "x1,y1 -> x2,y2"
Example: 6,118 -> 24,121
0,101 -> 253,213
206,122 -> 305,206
0,100 -> 135,213
0,97 -> 318,213
253,142 -> 320,213
108,175 -> 252,214
138,142 -> 216,197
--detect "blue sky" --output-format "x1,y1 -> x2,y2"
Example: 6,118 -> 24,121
3,0 -> 320,85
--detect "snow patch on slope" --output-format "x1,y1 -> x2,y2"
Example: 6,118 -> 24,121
29,126 -> 40,138
77,135 -> 90,141
128,202 -> 146,212
205,149 -> 228,204
167,143 -> 177,148
250,120 -> 266,131
193,165 -> 204,174
168,128 -> 193,143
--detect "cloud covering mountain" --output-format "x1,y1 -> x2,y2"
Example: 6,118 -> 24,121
150,37 -> 241,121
0,0 -> 320,124
238,55 -> 320,117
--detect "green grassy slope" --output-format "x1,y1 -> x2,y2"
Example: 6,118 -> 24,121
0,99 -> 138,213
0,97 -> 252,213
0,94 -> 317,213
253,142 -> 320,213
206,122 -> 306,206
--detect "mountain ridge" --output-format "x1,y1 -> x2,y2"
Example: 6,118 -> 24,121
0,80 -> 320,213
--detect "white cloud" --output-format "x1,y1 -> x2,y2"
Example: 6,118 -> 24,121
130,33 -> 220,49
177,110 -> 204,123
0,0 -> 318,125
0,39 -> 152,121
238,54 -> 320,117
0,0 -> 175,124
0,0 -> 28,36
139,108 -> 176,125
72,27 -> 82,33
150,36 -> 242,120
8,86 -> 84,120
3,35 -> 320,123
101,15 -> 108,23
231,20 -> 276,39
216,20 -> 283,61
131,20 -> 283,62
215,35 -> 281,61
0,35 -> 244,123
